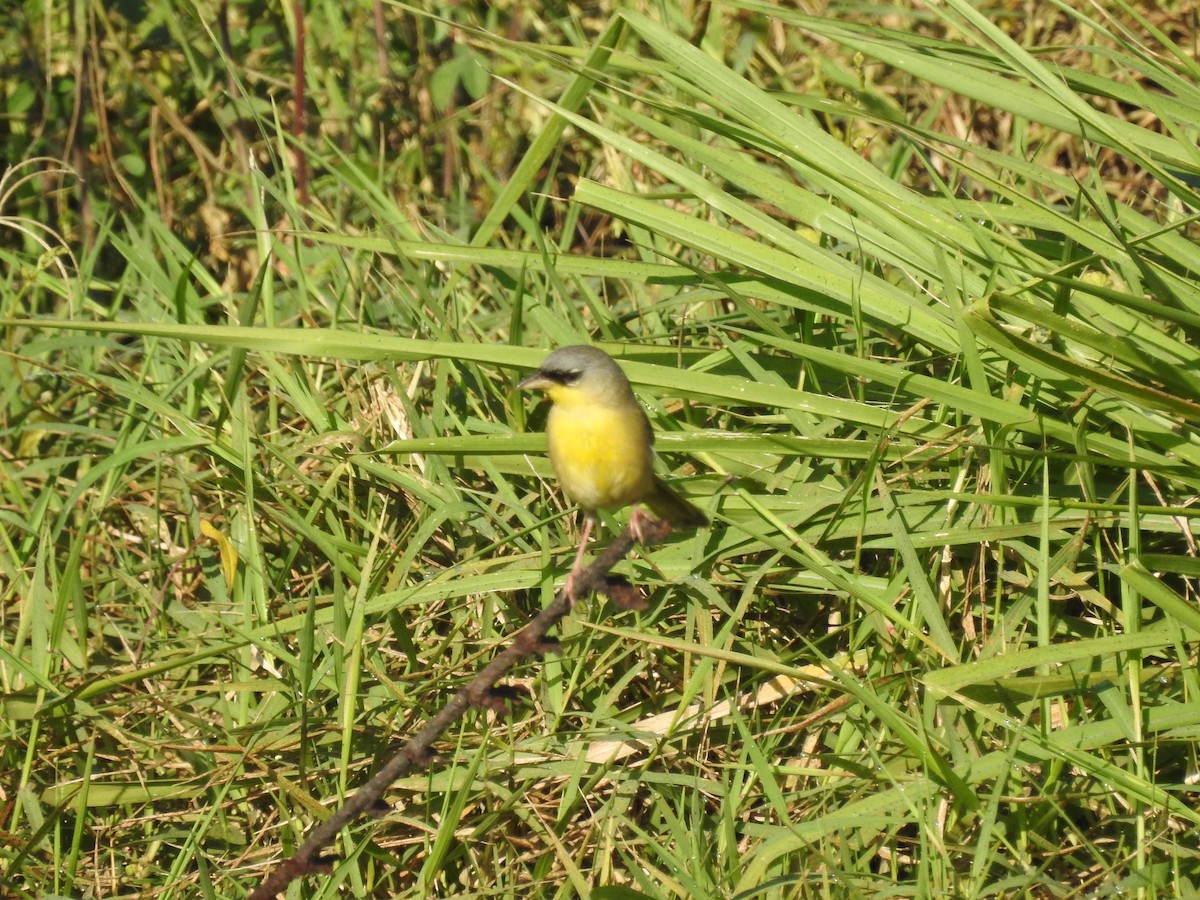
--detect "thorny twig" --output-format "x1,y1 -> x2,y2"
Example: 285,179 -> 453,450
247,519 -> 667,899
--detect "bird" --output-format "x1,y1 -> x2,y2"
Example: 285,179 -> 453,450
517,345 -> 707,598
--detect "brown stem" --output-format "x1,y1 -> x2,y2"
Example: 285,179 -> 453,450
291,0 -> 308,209
247,523 -> 648,899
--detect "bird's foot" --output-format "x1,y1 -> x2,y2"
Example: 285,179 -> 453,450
629,507 -> 670,545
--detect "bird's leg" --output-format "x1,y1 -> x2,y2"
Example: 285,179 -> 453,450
564,515 -> 594,602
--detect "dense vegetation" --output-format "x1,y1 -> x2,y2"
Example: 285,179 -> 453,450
4,0 -> 1200,896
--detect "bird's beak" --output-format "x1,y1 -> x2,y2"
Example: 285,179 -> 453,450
516,370 -> 551,391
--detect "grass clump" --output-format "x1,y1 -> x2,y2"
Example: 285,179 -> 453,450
4,0 -> 1200,896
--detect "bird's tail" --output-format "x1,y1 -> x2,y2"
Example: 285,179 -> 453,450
644,476 -> 708,530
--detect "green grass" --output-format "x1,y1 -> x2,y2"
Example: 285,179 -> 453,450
4,0 -> 1200,896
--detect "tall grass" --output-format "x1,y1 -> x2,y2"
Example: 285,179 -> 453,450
3,0 -> 1200,896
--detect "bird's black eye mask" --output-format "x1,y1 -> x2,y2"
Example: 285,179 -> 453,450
542,368 -> 583,386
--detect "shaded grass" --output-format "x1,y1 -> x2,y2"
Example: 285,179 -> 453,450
4,0 -> 1200,897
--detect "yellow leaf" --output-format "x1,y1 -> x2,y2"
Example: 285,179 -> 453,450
199,519 -> 238,590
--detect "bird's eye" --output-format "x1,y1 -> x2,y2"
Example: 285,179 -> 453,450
545,368 -> 582,386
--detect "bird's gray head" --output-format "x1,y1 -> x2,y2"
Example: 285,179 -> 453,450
517,345 -> 633,398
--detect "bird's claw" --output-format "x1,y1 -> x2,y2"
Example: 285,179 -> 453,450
629,507 -> 670,545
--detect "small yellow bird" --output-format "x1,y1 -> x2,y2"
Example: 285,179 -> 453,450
517,345 -> 707,596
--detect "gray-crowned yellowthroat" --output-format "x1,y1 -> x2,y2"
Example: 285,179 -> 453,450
518,345 -> 707,596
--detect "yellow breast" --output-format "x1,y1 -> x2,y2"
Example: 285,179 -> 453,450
544,390 -> 655,513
